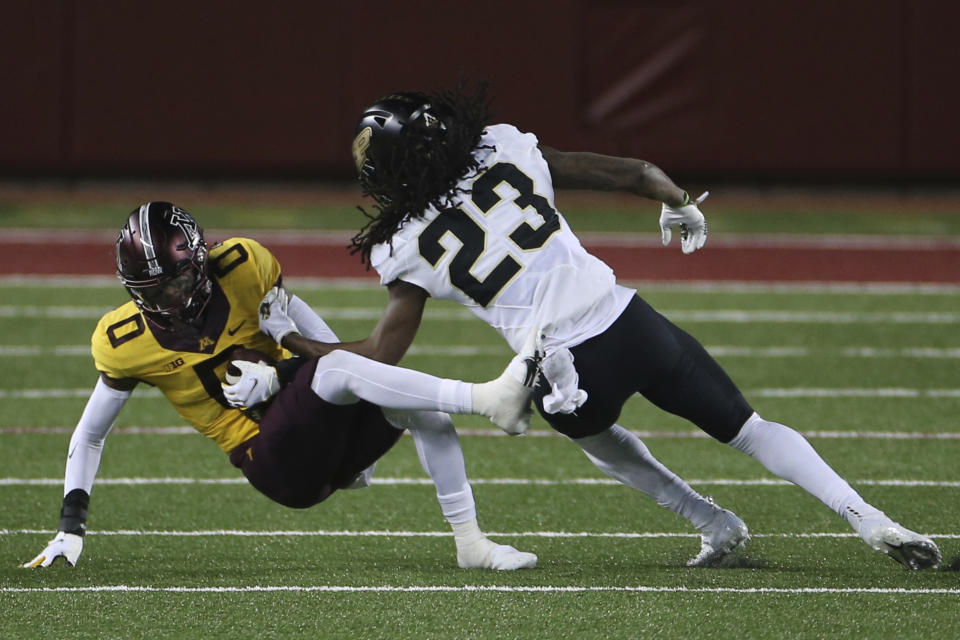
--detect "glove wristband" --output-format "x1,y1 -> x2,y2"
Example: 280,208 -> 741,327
274,326 -> 299,346
58,488 -> 90,537
679,190 -> 691,207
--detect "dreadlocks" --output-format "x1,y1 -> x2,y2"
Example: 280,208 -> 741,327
349,81 -> 493,265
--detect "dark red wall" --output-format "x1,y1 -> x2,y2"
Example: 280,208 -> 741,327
3,1 -> 958,178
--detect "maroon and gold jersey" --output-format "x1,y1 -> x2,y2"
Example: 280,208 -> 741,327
91,238 -> 288,452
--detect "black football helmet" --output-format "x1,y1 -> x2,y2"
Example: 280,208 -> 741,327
352,92 -> 448,195
116,202 -> 212,330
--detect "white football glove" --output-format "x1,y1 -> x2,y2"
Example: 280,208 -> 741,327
259,286 -> 299,344
21,531 -> 84,568
222,360 -> 281,408
659,191 -> 709,254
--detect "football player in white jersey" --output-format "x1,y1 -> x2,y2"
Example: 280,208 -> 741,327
22,202 -> 537,571
265,84 -> 939,570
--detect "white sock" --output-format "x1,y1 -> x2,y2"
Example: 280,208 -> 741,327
451,518 -> 490,548
576,425 -> 719,530
404,412 -> 478,524
438,486 -> 479,525
728,412 -> 880,528
311,350 -> 473,414
385,411 -> 491,558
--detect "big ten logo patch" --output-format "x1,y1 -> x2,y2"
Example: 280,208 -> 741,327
164,357 -> 186,372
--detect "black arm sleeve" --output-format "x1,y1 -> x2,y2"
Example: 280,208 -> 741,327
58,488 -> 90,536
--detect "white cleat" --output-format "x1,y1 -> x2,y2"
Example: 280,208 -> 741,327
472,352 -> 541,435
856,514 -> 941,570
687,501 -> 750,567
457,539 -> 538,571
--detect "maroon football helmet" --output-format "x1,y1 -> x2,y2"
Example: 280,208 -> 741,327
116,202 -> 212,330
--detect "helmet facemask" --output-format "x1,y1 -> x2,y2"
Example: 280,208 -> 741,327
123,259 -> 211,331
116,203 -> 213,331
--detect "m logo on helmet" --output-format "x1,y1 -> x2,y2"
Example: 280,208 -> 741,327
352,127 -> 373,172
169,208 -> 201,251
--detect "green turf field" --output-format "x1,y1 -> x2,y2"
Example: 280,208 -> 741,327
1,274 -> 958,639
1,194 -> 959,235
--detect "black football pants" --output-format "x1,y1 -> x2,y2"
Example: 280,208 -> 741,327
533,295 -> 754,442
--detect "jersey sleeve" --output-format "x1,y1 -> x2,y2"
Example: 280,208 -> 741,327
90,308 -> 142,381
233,237 -> 282,297
484,123 -> 540,155
370,240 -> 409,286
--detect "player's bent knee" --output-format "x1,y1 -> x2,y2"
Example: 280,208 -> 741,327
251,479 -> 335,509
311,359 -> 361,405
315,349 -> 360,370
274,490 -> 332,509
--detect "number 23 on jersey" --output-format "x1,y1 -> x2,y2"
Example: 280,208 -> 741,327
417,162 -> 560,307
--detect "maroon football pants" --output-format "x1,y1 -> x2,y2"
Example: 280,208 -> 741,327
229,358 -> 403,508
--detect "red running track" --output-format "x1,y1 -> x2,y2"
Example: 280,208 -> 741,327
1,230 -> 958,283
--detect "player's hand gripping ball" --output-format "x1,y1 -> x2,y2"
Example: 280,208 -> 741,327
225,348 -> 276,379
223,348 -> 278,420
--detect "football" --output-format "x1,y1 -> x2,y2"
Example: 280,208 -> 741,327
225,348 -> 276,379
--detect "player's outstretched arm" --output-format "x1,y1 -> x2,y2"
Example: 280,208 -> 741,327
539,145 -> 688,205
265,281 -> 428,366
22,375 -> 133,568
539,145 -> 708,253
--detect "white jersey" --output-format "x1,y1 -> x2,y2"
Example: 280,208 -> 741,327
370,124 -> 635,354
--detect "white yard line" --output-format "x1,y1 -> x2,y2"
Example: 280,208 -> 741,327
0,345 -> 92,356
2,477 -> 959,488
3,304 -> 959,323
0,389 -> 117,398
0,344 -> 499,358
4,387 -> 960,400
750,388 -> 960,398
5,228 -> 960,249
2,584 -> 959,595
666,310 -> 960,323
3,426 -> 960,439
3,274 -> 960,294
5,344 -> 960,359
2,528 -> 958,540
